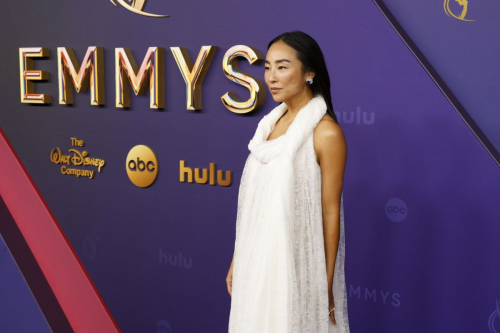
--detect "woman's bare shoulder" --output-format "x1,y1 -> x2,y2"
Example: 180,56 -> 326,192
314,114 -> 345,144
313,113 -> 346,161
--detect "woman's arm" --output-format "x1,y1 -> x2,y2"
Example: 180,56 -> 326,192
314,117 -> 347,319
227,252 -> 235,296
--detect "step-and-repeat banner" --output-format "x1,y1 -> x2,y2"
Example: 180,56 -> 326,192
1,0 -> 499,332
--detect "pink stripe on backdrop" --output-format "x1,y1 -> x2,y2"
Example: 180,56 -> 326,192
0,128 -> 121,333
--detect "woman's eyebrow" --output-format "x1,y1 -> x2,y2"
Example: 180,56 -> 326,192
264,59 -> 291,64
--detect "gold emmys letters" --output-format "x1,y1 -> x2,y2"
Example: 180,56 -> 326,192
57,47 -> 105,105
170,46 -> 218,110
115,47 -> 165,109
221,45 -> 266,114
20,45 -> 265,112
19,47 -> 51,104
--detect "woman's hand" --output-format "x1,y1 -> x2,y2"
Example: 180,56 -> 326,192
226,254 -> 234,296
329,296 -> 337,325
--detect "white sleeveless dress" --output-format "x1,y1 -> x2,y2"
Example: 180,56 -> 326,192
228,96 -> 349,333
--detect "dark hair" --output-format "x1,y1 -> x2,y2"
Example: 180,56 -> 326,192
267,31 -> 338,123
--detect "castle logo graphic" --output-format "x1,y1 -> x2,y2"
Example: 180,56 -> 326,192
443,0 -> 475,21
489,299 -> 500,333
110,0 -> 168,17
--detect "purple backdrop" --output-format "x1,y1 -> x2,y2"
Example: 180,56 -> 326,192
0,0 -> 499,332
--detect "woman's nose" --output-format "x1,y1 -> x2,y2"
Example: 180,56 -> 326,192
268,69 -> 277,83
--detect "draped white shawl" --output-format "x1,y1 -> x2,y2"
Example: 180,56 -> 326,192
229,95 -> 349,333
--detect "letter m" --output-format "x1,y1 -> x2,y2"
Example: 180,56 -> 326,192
365,287 -> 377,302
115,47 -> 165,109
349,285 -> 361,299
57,47 -> 105,105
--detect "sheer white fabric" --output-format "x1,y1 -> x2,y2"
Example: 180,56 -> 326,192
229,96 -> 349,333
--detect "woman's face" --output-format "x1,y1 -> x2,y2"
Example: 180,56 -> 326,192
264,41 -> 313,103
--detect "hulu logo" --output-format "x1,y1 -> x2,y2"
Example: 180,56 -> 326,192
334,107 -> 374,125
179,160 -> 232,186
159,249 -> 193,269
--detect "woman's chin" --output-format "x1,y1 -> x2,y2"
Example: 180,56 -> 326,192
270,95 -> 284,103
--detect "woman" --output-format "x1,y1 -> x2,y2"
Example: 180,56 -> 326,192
227,31 -> 349,333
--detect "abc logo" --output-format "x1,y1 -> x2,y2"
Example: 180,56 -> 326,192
156,319 -> 172,333
385,198 -> 407,222
126,145 -> 158,188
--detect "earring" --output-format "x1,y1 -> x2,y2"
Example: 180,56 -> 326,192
306,78 -> 313,85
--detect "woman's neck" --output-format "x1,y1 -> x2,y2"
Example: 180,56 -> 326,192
284,89 -> 314,117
